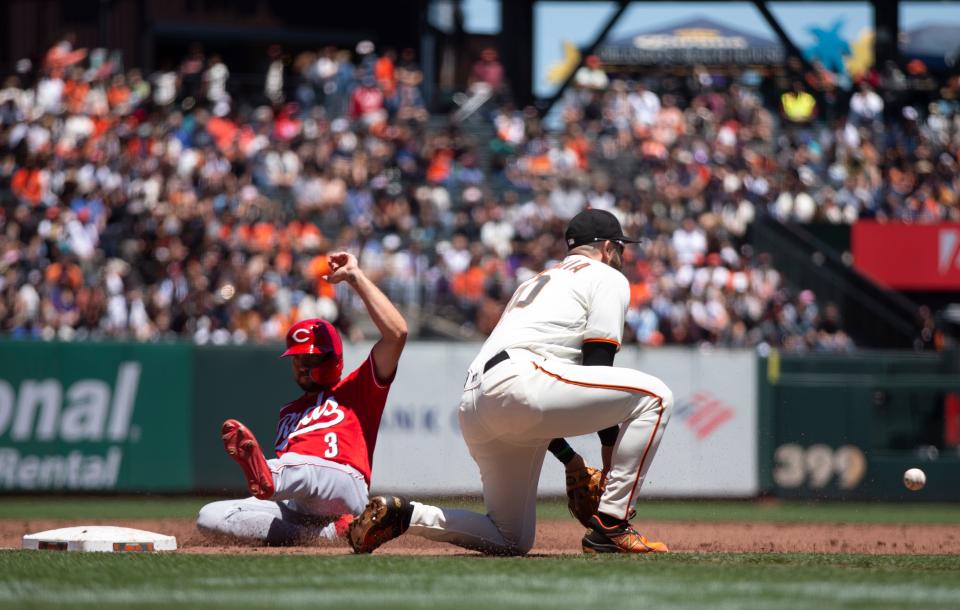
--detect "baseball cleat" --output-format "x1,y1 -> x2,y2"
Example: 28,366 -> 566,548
333,514 -> 354,538
348,495 -> 412,554
221,419 -> 275,500
581,514 -> 668,554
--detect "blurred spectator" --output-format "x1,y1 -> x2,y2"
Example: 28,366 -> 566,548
2,37 -> 956,355
781,80 -> 817,123
848,81 -> 883,125
349,75 -> 386,129
469,48 -> 505,93
44,36 -> 87,73
264,45 -> 286,105
672,217 -> 707,265
574,55 -> 608,91
203,54 -> 230,112
179,45 -> 205,102
151,63 -> 178,107
629,81 -> 661,130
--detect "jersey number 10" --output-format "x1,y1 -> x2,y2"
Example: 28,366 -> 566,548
507,275 -> 551,311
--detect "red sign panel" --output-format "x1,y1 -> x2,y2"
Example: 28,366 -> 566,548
852,221 -> 960,291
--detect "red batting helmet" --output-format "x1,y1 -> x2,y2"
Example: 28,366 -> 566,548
281,319 -> 344,386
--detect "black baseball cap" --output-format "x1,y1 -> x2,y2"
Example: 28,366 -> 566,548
564,209 -> 641,249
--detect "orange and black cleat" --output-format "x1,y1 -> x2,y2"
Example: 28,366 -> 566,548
582,514 -> 668,554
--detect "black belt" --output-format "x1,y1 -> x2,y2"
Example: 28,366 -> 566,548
483,350 -> 510,373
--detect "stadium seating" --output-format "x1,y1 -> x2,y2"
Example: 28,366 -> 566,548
1,41 -> 956,350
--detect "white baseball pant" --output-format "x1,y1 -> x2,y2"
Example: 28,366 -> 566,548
196,452 -> 368,544
406,354 -> 672,555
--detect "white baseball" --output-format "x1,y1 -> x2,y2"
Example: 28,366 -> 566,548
903,468 -> 926,491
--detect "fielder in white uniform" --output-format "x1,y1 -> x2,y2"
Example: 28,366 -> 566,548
348,209 -> 674,555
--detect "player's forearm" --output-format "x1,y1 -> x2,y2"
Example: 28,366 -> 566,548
348,270 -> 408,344
600,444 -> 613,475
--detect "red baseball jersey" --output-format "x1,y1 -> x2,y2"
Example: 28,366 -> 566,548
274,353 -> 392,483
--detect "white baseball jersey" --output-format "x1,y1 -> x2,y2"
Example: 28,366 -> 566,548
469,254 -> 630,370
405,251 -> 673,554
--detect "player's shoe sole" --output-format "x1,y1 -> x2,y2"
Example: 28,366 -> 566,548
348,495 -> 411,554
581,515 -> 668,554
221,419 -> 275,500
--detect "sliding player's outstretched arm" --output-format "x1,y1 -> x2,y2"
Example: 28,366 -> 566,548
324,251 -> 408,381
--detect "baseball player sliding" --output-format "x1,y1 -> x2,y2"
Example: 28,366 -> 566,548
348,209 -> 673,555
196,251 -> 407,545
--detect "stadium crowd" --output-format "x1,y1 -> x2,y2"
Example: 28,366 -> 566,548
0,38 -> 957,351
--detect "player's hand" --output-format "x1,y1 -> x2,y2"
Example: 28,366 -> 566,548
564,454 -> 587,474
324,252 -> 360,285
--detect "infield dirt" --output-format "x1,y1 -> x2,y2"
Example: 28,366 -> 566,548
3,518 -> 958,555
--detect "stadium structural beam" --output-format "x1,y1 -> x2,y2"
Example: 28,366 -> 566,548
500,0 -> 535,107
537,0 -> 631,118
418,0 -> 436,112
99,0 -> 110,48
138,0 -> 152,73
751,0 -> 815,74
873,0 -> 900,67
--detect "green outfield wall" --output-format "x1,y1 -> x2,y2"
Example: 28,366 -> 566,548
0,341 -> 193,491
190,345 -> 292,491
1,340 -> 958,501
0,340 -> 292,494
758,349 -> 960,501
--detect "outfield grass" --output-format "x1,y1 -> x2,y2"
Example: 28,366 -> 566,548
1,551 -> 959,610
2,496 -> 960,524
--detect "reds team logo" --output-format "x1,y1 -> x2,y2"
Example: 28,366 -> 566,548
287,398 -> 345,440
274,393 -> 346,452
291,328 -> 312,344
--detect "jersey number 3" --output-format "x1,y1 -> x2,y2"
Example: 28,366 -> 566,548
323,432 -> 338,458
508,275 -> 551,311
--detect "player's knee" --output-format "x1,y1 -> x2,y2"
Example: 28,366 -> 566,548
196,502 -> 227,532
506,530 -> 535,556
488,525 -> 535,556
515,535 -> 535,556
658,384 -> 674,412
641,373 -> 673,412
630,375 -> 673,416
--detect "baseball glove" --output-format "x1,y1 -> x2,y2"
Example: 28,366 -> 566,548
565,466 -> 605,528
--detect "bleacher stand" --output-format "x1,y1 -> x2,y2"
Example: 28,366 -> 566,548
1,39 -> 957,351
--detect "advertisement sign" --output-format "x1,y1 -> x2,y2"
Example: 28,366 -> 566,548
0,341 -> 193,491
630,348 -> 757,497
598,17 -> 784,65
361,343 -> 758,497
0,340 -> 758,498
852,221 -> 960,290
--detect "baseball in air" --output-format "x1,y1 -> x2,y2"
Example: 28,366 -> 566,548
903,468 -> 926,491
